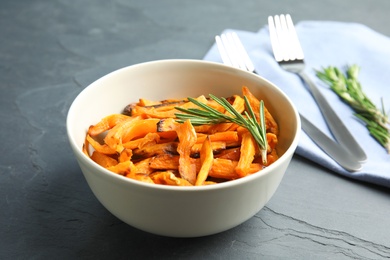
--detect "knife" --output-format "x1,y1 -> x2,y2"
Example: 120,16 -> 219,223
300,114 -> 362,172
299,72 -> 367,163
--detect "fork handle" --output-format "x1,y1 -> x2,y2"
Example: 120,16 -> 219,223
298,71 -> 367,162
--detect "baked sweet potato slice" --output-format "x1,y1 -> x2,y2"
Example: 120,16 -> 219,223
86,134 -> 116,155
208,158 -> 262,180
266,132 -> 278,153
196,131 -> 239,144
126,173 -> 154,184
151,171 -> 193,186
191,141 -> 226,155
88,114 -> 130,136
118,148 -> 133,162
149,154 -> 180,170
242,86 -> 279,135
176,119 -> 197,185
90,151 -> 118,168
122,132 -> 160,150
132,142 -> 178,160
107,161 -> 132,176
133,157 -> 155,175
235,132 -> 257,177
195,136 -> 214,186
214,147 -> 241,161
104,117 -> 159,153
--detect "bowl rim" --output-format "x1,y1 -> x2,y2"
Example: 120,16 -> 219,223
66,59 -> 301,192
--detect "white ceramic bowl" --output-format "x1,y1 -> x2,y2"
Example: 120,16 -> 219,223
67,59 -> 300,237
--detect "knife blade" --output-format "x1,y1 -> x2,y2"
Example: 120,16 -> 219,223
300,114 -> 362,172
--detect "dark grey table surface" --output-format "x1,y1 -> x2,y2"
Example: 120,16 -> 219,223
2,0 -> 390,259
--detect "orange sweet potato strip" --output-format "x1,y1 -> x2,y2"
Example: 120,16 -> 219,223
266,149 -> 279,165
86,134 -> 116,155
137,98 -> 163,106
210,131 -> 239,142
207,158 -> 263,180
226,123 -> 240,132
176,119 -> 197,185
151,171 -> 193,186
155,118 -> 178,140
191,141 -> 226,154
126,173 -> 155,184
208,159 -> 239,179
204,181 -> 218,185
235,132 -> 257,177
133,157 -> 155,175
196,131 -> 239,144
88,114 -> 130,136
91,151 -> 118,168
157,118 -> 179,132
266,132 -> 278,152
157,131 -> 178,141
130,106 -> 179,119
124,100 -> 184,117
104,117 -> 159,153
130,95 -> 211,118
193,124 -> 213,133
121,118 -> 160,142
195,136 -> 214,186
149,154 -> 180,170
214,147 -> 241,161
132,142 -> 178,160
118,148 -> 133,163
122,132 -> 160,150
107,161 -> 132,176
242,86 -> 279,135
206,122 -> 235,134
226,95 -> 245,115
138,98 -> 186,106
103,116 -> 141,153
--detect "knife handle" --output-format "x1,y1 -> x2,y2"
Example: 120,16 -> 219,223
298,71 -> 367,162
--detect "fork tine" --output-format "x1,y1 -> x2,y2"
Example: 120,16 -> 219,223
285,14 -> 304,60
269,14 -> 304,62
270,15 -> 289,62
216,32 -> 256,73
279,14 -> 295,61
223,33 -> 242,69
268,16 -> 283,62
230,32 -> 256,72
218,33 -> 239,68
215,35 -> 232,66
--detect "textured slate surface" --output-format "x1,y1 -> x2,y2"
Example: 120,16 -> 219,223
1,0 -> 390,259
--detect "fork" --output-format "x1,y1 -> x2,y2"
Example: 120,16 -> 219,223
215,31 -> 362,171
215,32 -> 256,73
268,14 -> 367,162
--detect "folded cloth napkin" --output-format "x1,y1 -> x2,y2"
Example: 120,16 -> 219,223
203,21 -> 390,188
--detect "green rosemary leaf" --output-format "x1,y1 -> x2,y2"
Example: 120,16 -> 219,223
315,65 -> 390,153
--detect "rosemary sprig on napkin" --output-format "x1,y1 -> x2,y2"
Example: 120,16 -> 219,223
175,95 -> 268,164
316,65 -> 390,153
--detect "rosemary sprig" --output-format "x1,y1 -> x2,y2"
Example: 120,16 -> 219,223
315,65 -> 390,153
175,94 -> 268,164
